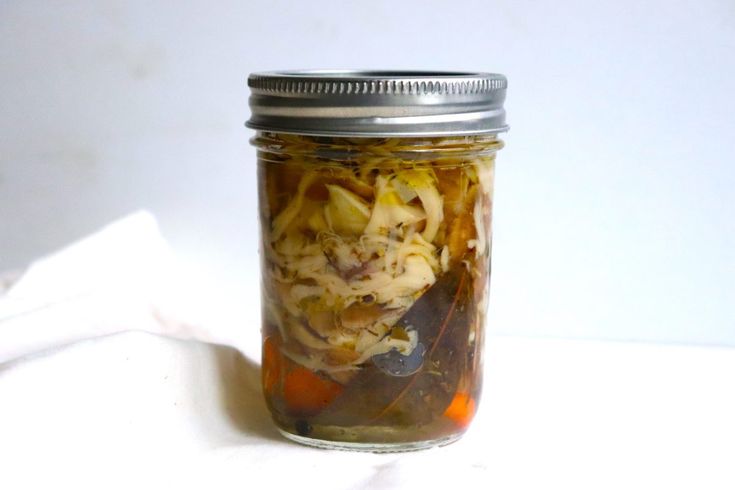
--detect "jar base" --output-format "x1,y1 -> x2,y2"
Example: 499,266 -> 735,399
277,428 -> 463,453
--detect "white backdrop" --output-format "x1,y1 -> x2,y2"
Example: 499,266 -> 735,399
1,0 -> 733,346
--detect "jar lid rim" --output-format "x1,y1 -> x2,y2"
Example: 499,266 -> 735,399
246,70 -> 508,137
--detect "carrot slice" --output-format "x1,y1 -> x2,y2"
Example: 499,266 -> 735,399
443,392 -> 476,428
262,336 -> 282,396
283,366 -> 343,417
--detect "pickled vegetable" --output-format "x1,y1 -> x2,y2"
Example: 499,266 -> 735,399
256,132 -> 500,444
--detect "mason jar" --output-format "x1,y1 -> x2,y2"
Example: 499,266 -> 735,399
246,71 -> 508,451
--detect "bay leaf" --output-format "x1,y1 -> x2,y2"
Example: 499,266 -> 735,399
311,265 -> 473,427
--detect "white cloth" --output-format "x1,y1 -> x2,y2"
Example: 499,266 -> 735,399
1,213 -> 734,489
0,212 -> 247,362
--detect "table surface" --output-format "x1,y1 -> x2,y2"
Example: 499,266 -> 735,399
1,332 -> 733,490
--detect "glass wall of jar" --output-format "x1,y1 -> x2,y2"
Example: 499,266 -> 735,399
247,72 -> 508,451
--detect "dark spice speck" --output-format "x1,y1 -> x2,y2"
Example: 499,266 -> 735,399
295,420 -> 312,436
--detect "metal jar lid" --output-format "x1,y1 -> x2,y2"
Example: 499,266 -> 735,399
246,70 -> 508,137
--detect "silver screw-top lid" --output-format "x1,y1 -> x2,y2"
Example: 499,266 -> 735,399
246,70 -> 508,137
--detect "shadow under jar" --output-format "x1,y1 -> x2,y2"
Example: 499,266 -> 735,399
247,71 -> 508,452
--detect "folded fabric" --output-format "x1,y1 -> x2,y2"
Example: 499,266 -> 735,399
0,211 -> 230,363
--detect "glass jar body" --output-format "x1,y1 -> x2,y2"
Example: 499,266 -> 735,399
254,131 -> 502,451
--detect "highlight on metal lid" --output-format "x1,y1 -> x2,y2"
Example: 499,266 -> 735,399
246,70 -> 508,137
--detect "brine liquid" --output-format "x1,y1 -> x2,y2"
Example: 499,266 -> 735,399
255,133 -> 500,447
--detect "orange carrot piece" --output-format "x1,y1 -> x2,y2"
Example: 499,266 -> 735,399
283,366 -> 343,416
443,392 -> 476,428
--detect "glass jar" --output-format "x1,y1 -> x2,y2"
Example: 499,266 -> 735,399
246,71 -> 508,451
